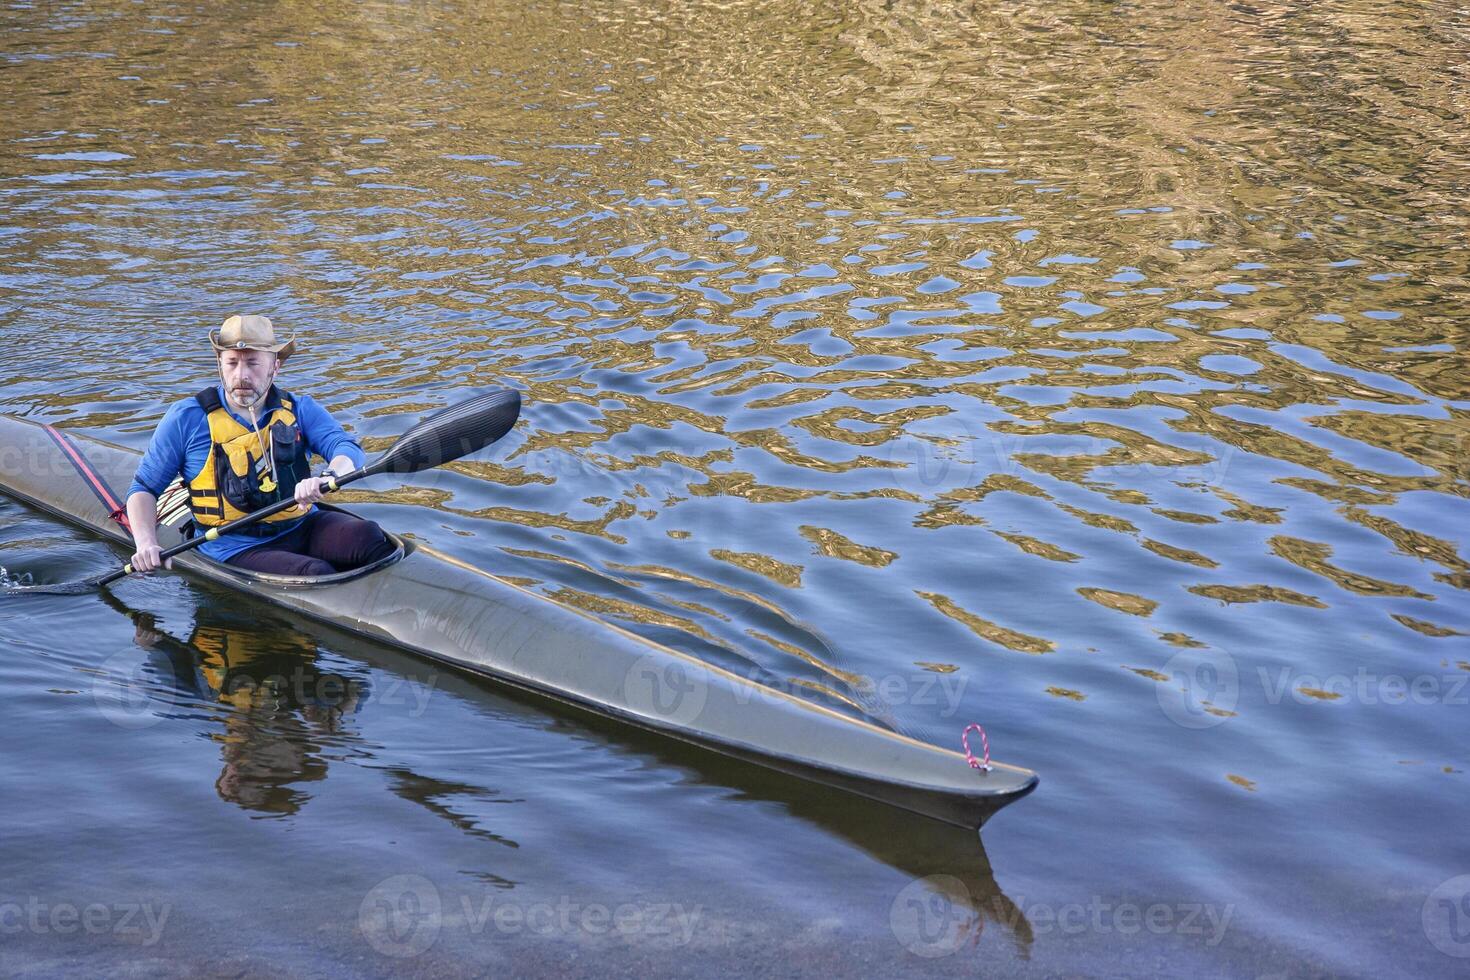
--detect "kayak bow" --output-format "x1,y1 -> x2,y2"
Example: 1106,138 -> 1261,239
0,413 -> 1037,829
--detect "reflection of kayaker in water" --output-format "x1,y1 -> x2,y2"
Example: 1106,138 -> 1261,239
124,314 -> 394,577
118,596 -> 366,816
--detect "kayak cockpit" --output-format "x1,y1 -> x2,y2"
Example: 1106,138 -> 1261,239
179,503 -> 409,589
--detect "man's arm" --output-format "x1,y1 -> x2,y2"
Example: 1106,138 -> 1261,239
126,402 -> 190,572
126,490 -> 168,572
293,395 -> 367,507
295,394 -> 367,470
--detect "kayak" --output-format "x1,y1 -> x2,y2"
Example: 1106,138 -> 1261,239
0,413 -> 1037,828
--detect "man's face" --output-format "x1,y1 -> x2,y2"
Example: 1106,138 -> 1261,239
218,349 -> 278,407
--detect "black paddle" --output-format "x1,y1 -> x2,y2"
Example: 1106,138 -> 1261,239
8,389 -> 521,596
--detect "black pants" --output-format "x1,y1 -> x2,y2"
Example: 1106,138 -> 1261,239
227,510 -> 394,577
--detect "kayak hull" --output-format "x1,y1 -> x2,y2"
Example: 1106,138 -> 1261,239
0,415 -> 1037,828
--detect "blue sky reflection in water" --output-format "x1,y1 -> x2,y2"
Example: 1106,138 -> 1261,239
0,0 -> 1467,975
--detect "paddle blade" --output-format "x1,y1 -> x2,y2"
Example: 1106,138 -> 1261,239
368,389 -> 521,475
1,571 -> 110,595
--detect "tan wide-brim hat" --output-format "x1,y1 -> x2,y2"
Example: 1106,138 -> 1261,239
209,314 -> 297,360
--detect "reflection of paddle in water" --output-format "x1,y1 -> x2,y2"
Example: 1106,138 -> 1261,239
100,589 -> 366,816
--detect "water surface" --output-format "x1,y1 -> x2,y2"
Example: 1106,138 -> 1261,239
1,0 -> 1467,975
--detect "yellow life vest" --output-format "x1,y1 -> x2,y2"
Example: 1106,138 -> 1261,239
192,622 -> 322,708
195,624 -> 282,707
188,386 -> 312,529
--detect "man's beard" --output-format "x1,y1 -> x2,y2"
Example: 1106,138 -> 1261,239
228,384 -> 264,409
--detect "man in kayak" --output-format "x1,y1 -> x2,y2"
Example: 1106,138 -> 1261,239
125,314 -> 394,576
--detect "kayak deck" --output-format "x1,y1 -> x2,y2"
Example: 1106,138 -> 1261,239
0,414 -> 1037,828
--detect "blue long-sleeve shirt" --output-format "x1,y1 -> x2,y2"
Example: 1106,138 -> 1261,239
127,384 -> 367,561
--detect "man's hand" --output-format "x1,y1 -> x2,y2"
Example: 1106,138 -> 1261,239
132,612 -> 163,648
294,475 -> 333,508
129,539 -> 170,573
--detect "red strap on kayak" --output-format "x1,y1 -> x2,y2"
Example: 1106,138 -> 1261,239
41,424 -> 133,537
961,723 -> 992,772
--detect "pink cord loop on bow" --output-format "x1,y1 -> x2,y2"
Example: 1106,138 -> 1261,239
961,722 -> 991,772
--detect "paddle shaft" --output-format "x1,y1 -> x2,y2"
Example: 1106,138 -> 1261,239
108,468 -> 367,586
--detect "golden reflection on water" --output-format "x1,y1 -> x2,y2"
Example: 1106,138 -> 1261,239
1,0 -> 1466,720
